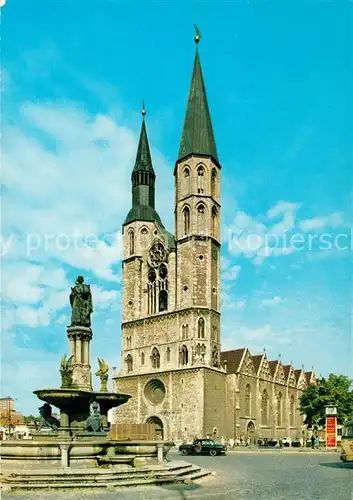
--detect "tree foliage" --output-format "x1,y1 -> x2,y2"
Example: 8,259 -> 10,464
300,374 -> 353,426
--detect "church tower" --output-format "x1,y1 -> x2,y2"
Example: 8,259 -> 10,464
114,32 -> 227,441
174,35 -> 221,368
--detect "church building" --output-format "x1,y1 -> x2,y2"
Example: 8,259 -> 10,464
113,35 -> 315,443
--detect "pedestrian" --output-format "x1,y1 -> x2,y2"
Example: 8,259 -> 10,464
311,435 -> 315,449
228,437 -> 234,449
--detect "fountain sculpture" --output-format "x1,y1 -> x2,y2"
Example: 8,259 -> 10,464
32,276 -> 130,439
0,276 -> 205,489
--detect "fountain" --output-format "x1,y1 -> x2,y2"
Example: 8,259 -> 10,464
0,277 -> 208,491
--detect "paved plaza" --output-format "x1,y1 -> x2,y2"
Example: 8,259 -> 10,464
3,451 -> 352,500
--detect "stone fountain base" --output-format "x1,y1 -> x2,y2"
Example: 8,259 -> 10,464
0,460 -> 211,493
0,439 -> 212,493
0,437 -> 173,468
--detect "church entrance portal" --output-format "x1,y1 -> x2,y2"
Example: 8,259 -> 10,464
146,416 -> 164,439
246,421 -> 255,444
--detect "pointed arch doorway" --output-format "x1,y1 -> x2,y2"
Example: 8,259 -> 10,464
246,421 -> 256,445
146,416 -> 164,439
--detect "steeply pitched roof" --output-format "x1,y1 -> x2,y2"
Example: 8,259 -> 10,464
294,369 -> 303,382
268,360 -> 280,376
282,365 -> 291,380
178,49 -> 218,162
221,348 -> 246,373
133,118 -> 155,174
251,355 -> 264,374
305,371 -> 315,384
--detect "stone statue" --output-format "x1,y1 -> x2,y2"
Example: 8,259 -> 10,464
60,354 -> 73,388
84,400 -> 103,433
36,403 -> 60,431
95,358 -> 109,392
69,276 -> 93,327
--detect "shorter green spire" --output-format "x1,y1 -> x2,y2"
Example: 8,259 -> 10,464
133,104 -> 154,174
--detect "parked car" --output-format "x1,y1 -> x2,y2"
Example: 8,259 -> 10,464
179,439 -> 227,456
257,438 -> 278,447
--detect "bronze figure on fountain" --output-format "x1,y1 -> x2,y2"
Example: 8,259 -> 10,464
69,276 -> 93,327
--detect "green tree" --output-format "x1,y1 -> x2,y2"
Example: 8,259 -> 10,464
300,374 -> 353,426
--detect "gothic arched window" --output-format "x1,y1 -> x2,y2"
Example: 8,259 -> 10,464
128,230 -> 135,255
141,352 -> 145,365
197,203 -> 206,234
198,317 -> 205,338
197,166 -> 205,193
126,355 -> 133,373
148,268 -> 157,315
182,324 -> 189,340
261,389 -> 269,426
277,392 -> 283,427
151,347 -> 160,369
212,206 -> 218,238
290,395 -> 295,427
212,346 -> 219,367
245,384 -> 251,416
211,168 -> 217,198
183,167 -> 190,196
166,347 -> 171,362
159,290 -> 168,312
183,206 -> 190,235
181,345 -> 188,366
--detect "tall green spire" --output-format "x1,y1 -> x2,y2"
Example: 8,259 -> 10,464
178,36 -> 218,162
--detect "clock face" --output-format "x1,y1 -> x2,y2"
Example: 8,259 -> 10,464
149,241 -> 167,267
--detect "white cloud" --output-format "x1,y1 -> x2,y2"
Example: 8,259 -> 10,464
267,201 -> 300,219
299,212 -> 344,232
222,264 -> 241,281
245,325 -> 273,340
261,296 -> 283,307
3,102 -> 173,283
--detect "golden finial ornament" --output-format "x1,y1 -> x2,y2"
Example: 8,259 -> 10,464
141,100 -> 146,117
194,25 -> 202,44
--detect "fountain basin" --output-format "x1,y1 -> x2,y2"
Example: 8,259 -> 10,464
34,389 -> 131,431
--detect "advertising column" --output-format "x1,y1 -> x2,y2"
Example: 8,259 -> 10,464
325,405 -> 338,450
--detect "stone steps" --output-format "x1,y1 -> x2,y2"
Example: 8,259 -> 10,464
1,461 -> 211,491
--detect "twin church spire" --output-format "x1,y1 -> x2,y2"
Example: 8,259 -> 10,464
128,30 -> 218,222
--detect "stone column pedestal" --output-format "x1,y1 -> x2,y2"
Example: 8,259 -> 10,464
67,326 -> 93,391
157,443 -> 164,463
59,443 -> 71,468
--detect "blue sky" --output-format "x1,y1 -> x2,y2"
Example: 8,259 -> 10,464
1,0 -> 351,414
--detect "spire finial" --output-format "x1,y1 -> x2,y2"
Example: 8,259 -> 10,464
194,25 -> 201,45
141,100 -> 146,118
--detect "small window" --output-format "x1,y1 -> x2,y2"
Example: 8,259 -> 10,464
128,230 -> 135,255
126,355 -> 133,373
197,166 -> 205,194
183,207 -> 190,235
198,317 -> 205,338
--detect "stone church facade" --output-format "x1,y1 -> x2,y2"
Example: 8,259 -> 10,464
113,40 -> 315,443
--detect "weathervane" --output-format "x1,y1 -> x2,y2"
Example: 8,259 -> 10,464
142,100 -> 146,118
194,25 -> 202,44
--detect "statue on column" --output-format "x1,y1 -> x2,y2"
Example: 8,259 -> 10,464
95,358 -> 109,392
60,354 -> 73,388
69,276 -> 93,327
